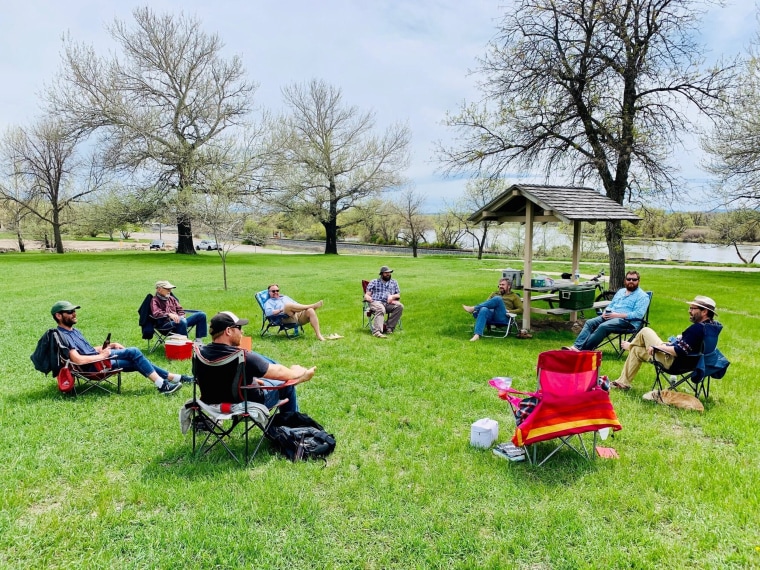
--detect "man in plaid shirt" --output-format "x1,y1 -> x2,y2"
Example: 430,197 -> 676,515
364,265 -> 404,338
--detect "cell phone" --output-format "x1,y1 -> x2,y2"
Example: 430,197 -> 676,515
102,333 -> 111,349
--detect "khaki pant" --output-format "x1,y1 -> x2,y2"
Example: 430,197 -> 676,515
616,327 -> 675,388
369,301 -> 403,334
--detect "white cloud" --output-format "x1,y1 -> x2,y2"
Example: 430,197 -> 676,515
0,1 -> 755,212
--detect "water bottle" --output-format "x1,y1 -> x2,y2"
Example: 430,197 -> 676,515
669,375 -> 678,385
573,270 -> 580,285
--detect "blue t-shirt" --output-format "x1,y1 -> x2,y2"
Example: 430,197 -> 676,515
56,327 -> 98,356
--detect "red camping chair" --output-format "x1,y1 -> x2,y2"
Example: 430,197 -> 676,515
493,350 -> 621,466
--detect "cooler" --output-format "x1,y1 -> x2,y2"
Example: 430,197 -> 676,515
558,285 -> 595,310
470,418 -> 499,448
501,268 -> 523,289
165,338 -> 193,360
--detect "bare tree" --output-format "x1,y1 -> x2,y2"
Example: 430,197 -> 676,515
392,188 -> 431,258
447,178 -> 507,259
48,7 -> 258,254
439,0 -> 736,288
268,79 -> 410,254
0,118 -> 103,253
432,212 -> 466,249
703,41 -> 760,212
710,210 -> 760,264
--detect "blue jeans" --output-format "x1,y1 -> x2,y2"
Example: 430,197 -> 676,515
261,379 -> 298,413
573,316 -> 636,350
109,347 -> 169,380
472,297 -> 510,336
172,311 -> 208,338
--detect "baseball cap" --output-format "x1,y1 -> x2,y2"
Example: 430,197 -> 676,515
155,280 -> 176,289
51,301 -> 81,315
209,311 -> 249,335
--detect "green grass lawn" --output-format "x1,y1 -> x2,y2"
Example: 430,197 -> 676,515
0,251 -> 757,569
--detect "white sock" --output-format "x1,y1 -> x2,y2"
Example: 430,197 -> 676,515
169,373 -> 181,382
154,378 -> 164,388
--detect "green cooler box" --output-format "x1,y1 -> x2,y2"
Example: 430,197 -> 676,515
558,285 -> 595,310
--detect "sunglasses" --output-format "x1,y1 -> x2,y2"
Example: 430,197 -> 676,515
625,278 -> 639,282
229,325 -> 242,330
269,289 -> 280,293
61,310 -> 77,315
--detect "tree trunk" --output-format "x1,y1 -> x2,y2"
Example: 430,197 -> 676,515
412,242 -> 418,258
605,220 -> 626,290
323,219 -> 338,255
52,209 -> 64,254
176,216 -> 196,255
16,230 -> 25,253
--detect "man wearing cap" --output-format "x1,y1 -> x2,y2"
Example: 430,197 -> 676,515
199,312 -> 316,412
364,265 -> 403,338
150,280 -> 207,340
463,278 -> 524,342
612,295 -> 720,390
263,284 -> 325,341
51,301 -> 191,395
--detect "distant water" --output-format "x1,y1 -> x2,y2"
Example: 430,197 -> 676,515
444,229 -> 756,264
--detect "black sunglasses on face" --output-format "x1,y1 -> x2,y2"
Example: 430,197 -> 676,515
229,325 -> 242,330
62,310 -> 77,315
269,289 -> 279,293
625,278 -> 639,282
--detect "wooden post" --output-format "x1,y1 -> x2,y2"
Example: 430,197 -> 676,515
522,202 -> 534,332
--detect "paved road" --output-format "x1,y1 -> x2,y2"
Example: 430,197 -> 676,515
0,232 -> 312,255
2,233 -> 758,271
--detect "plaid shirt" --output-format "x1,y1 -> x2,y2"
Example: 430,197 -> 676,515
366,277 -> 400,303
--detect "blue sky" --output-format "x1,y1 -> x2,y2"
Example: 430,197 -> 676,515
1,1 -> 757,212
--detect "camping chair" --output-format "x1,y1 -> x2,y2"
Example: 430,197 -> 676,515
480,313 -> 518,338
494,350 -> 622,466
254,289 -> 303,338
138,293 -> 197,354
184,344 -> 288,464
53,330 -> 123,396
596,291 -> 653,358
361,280 -> 402,331
651,321 -> 729,400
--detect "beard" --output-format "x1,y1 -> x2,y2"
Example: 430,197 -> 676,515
381,275 -> 391,282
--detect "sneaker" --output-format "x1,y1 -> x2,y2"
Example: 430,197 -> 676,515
158,380 -> 181,395
373,331 -> 388,338
179,374 -> 194,384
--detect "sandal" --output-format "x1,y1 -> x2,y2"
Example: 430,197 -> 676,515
611,381 -> 631,391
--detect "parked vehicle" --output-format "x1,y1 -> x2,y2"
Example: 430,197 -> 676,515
149,240 -> 165,250
196,240 -> 220,251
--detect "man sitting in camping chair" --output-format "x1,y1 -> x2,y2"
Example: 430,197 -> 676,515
463,278 -> 523,342
612,295 -> 719,391
563,270 -> 649,352
150,280 -> 207,341
199,311 -> 316,412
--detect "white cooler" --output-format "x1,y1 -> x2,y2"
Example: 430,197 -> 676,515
470,418 -> 499,448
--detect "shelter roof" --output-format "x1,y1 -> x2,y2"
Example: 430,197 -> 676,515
468,184 -> 641,224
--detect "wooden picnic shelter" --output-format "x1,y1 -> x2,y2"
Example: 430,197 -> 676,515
468,184 -> 641,331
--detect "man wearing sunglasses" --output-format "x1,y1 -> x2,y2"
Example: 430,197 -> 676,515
612,295 -> 719,390
563,270 -> 649,352
51,301 -> 190,395
263,285 -> 326,341
198,311 -> 315,412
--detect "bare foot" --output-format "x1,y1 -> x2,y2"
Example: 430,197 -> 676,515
470,334 -> 480,342
314,300 -> 324,309
463,305 -> 475,314
317,335 -> 326,341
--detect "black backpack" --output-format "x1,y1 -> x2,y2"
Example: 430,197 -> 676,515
265,411 -> 336,462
